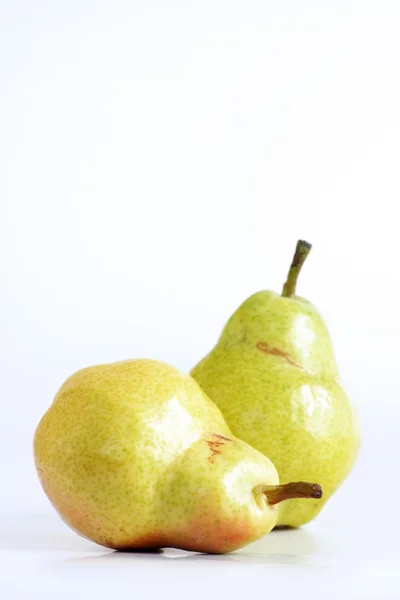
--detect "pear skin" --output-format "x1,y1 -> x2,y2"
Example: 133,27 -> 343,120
191,241 -> 359,527
34,359 -> 321,552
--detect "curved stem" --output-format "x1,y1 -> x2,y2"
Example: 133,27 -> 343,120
282,240 -> 312,298
254,482 -> 322,506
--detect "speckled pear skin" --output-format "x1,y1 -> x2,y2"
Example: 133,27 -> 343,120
34,359 -> 280,553
191,291 -> 360,527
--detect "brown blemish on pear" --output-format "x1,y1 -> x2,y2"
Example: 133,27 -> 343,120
256,341 -> 304,371
204,433 -> 234,464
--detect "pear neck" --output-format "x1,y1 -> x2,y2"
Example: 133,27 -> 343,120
282,240 -> 312,298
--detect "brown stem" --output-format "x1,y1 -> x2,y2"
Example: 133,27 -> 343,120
282,240 -> 312,298
260,482 -> 322,505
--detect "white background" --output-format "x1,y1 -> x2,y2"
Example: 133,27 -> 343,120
1,1 -> 399,598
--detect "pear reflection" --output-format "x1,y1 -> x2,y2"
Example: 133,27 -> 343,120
61,528 -> 322,568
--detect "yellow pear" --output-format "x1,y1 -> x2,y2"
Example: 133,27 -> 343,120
191,241 -> 359,527
34,359 -> 321,552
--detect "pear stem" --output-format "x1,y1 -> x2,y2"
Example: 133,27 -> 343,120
282,240 -> 312,298
260,482 -> 322,506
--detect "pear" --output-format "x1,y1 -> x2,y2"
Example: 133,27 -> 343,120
34,359 -> 321,553
191,241 -> 359,527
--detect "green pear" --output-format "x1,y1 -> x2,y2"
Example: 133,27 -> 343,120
191,241 -> 359,527
34,359 -> 321,553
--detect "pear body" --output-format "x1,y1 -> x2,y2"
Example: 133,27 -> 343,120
34,359 -> 280,552
191,291 -> 360,526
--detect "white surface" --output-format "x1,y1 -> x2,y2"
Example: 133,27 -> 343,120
1,1 -> 400,598
1,514 -> 398,600
2,452 -> 400,600
3,402 -> 400,599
